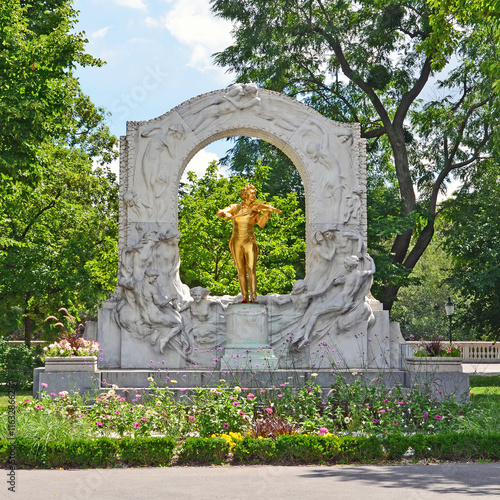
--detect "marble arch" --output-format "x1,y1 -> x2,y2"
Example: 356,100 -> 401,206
97,84 -> 395,371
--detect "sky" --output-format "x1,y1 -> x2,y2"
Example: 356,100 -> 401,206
73,0 -> 236,178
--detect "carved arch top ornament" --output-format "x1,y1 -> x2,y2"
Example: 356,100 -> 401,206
118,84 -> 367,257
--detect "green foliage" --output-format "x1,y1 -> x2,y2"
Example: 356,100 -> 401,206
118,436 -> 176,466
274,434 -> 326,463
233,436 -> 276,463
0,1 -> 119,341
210,0 -> 500,309
177,437 -> 229,464
441,163 -> 500,339
178,162 -> 305,295
0,340 -> 43,391
390,231 -> 455,338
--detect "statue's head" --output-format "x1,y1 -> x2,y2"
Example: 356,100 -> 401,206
240,184 -> 257,201
190,286 -> 210,302
291,280 -> 307,294
344,255 -> 359,271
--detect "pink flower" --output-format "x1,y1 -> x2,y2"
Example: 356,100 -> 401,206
115,410 -> 121,415
371,419 -> 378,423
446,348 -> 452,354
277,394 -> 283,398
307,388 -> 312,393
266,407 -> 273,415
188,415 -> 197,422
34,404 -> 42,410
96,421 -> 103,427
238,410 -> 245,417
260,389 -> 266,394
41,383 -> 48,388
364,403 -> 370,407
24,398 -> 30,402
435,414 -> 442,420
247,393 -> 255,400
222,423 -> 229,429
383,399 -> 389,403
141,417 -> 148,422
50,393 -> 56,396
78,414 -> 84,418
233,401 -> 240,406
319,427 -> 329,436
393,420 -> 398,425
423,411 -> 428,419
379,409 -> 386,413
133,422 -> 141,429
398,401 -> 404,405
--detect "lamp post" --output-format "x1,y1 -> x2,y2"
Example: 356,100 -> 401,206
444,296 -> 455,343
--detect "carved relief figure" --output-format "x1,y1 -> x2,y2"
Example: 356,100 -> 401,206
139,123 -> 185,217
306,229 -> 340,294
343,185 -> 363,224
217,184 -> 281,303
180,286 -> 225,347
190,83 -> 261,131
302,122 -> 350,220
123,190 -> 152,220
121,230 -> 159,281
154,228 -> 190,303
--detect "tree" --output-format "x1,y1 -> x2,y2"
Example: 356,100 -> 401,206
178,162 -> 305,296
441,161 -> 500,340
210,0 -> 500,309
0,1 -> 119,344
390,229 -> 456,340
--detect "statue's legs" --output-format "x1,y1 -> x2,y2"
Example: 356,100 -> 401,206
233,240 -> 258,302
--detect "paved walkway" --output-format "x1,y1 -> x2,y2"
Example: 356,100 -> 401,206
6,463 -> 500,500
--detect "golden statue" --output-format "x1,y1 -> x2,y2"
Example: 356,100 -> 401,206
217,184 -> 282,303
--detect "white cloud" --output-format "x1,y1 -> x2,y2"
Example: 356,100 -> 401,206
162,0 -> 233,73
91,26 -> 112,40
181,149 -> 220,182
144,16 -> 161,28
114,0 -> 147,11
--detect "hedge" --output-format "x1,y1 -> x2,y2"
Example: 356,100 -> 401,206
1,433 -> 499,468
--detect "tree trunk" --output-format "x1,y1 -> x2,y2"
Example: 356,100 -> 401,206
24,313 -> 32,348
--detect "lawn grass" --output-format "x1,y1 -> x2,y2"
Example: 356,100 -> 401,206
0,390 -> 32,411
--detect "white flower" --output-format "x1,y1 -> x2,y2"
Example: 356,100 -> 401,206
344,416 -> 351,424
234,386 -> 242,393
311,373 -> 318,378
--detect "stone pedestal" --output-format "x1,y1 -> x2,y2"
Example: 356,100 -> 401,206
222,304 -> 277,369
225,304 -> 268,348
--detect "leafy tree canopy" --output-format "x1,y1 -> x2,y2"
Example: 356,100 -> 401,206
0,0 -> 119,344
210,0 -> 500,310
441,161 -> 500,340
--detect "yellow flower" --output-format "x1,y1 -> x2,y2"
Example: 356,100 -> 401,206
219,379 -> 226,384
170,380 -> 177,384
147,377 -> 154,382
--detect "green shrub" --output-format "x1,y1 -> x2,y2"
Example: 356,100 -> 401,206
0,340 -> 43,391
46,439 -> 118,468
177,437 -> 229,464
233,436 -> 276,463
119,437 -> 175,466
0,440 -> 10,467
275,435 -> 326,464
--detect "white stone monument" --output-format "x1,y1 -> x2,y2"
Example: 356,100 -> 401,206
97,84 -> 403,371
